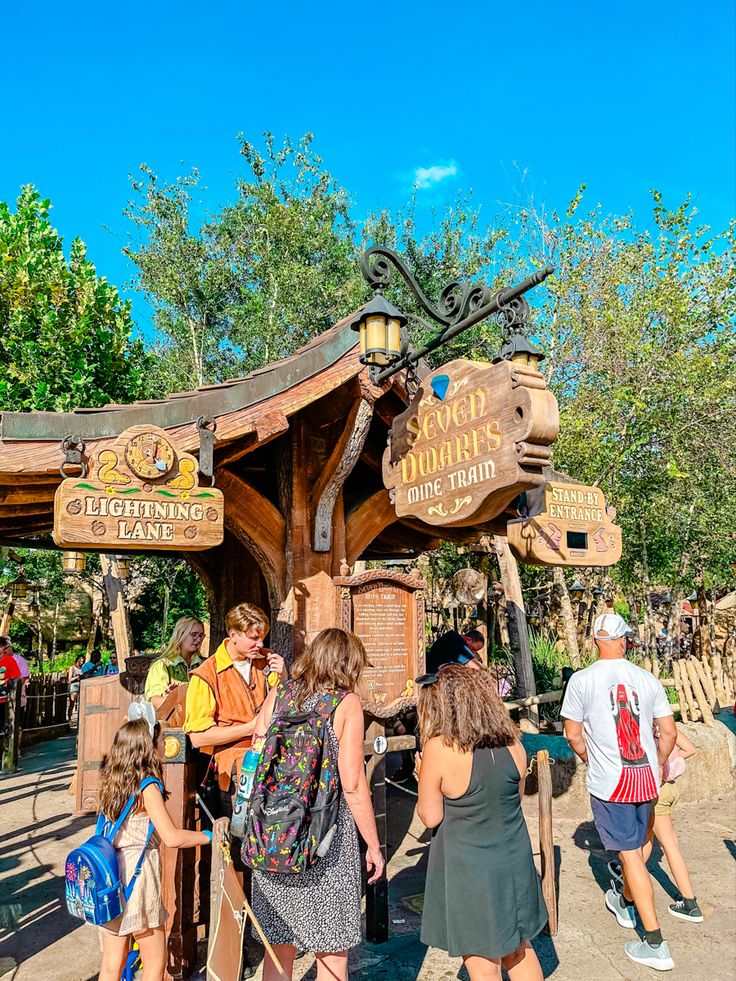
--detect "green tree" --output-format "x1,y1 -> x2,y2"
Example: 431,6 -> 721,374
124,133 -> 366,392
510,189 -> 736,604
0,186 -> 148,411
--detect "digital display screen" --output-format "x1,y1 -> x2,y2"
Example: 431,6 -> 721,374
567,531 -> 588,550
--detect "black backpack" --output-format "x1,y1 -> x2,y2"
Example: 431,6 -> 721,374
241,682 -> 347,874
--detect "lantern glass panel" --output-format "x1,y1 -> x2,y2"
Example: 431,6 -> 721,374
386,317 -> 402,360
363,314 -> 391,366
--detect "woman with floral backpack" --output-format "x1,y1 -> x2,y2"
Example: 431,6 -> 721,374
247,628 -> 384,981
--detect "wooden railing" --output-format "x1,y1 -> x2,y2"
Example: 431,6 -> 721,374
21,677 -> 70,731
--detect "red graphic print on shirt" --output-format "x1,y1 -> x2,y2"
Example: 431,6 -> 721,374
608,683 -> 657,803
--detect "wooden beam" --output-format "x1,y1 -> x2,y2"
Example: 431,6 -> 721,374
345,490 -> 396,566
215,410 -> 289,468
313,399 -> 373,552
216,469 -> 286,603
0,485 -> 57,505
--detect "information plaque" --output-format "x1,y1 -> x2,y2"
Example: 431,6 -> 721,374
334,569 -> 425,716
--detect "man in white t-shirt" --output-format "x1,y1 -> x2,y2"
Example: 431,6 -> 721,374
562,613 -> 677,973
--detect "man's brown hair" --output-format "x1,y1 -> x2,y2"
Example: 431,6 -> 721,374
225,603 -> 269,636
417,664 -> 518,752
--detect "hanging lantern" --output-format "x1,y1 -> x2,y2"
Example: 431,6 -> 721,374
29,597 -> 40,618
62,551 -> 87,575
9,569 -> 29,599
569,580 -> 585,601
116,556 -> 130,580
349,294 -> 406,368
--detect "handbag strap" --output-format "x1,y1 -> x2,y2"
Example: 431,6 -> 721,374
123,818 -> 156,901
100,776 -> 164,842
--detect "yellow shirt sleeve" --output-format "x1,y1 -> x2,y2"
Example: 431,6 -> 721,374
144,659 -> 171,701
183,675 -> 216,733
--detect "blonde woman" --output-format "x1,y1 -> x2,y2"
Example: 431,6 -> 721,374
144,617 -> 206,709
416,665 -> 546,981
249,628 -> 384,981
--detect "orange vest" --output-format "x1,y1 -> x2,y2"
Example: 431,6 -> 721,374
191,648 -> 268,791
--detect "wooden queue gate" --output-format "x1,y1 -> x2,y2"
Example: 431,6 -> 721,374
75,675 -> 203,981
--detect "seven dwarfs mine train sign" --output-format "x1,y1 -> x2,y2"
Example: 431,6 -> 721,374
53,425 -> 224,551
383,357 -> 559,527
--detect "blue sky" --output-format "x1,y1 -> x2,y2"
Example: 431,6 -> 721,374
2,0 -> 734,338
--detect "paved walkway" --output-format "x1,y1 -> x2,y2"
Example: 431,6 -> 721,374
1,737 -> 734,980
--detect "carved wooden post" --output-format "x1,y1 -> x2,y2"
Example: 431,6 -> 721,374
160,731 -> 198,981
1,682 -> 21,773
365,719 -> 389,944
537,750 -> 557,935
100,554 -> 132,660
494,536 -> 538,732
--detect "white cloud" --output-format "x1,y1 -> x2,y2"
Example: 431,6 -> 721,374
413,160 -> 458,190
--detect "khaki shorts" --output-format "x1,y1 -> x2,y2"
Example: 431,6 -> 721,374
654,780 -> 680,816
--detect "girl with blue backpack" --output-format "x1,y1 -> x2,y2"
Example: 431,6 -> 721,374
66,707 -> 211,981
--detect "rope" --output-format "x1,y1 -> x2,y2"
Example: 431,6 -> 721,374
525,754 -> 557,776
385,777 -> 418,798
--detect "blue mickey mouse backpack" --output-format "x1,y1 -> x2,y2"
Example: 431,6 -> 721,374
65,776 -> 162,925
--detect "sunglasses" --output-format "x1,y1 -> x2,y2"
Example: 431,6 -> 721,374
415,673 -> 439,687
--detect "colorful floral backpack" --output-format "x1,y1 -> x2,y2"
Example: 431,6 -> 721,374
241,682 -> 348,874
65,776 -> 162,924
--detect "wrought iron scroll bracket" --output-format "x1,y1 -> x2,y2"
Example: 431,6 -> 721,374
361,245 -> 494,329
60,435 -> 87,479
196,416 -> 217,486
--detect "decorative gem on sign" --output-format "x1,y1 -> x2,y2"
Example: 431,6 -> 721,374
430,374 -> 450,401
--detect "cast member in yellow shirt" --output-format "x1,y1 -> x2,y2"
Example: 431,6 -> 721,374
144,616 -> 206,709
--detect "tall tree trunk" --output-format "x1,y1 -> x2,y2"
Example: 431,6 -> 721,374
493,536 -> 538,731
87,578 -> 104,656
51,602 -> 60,662
553,568 -> 581,667
161,583 -> 171,646
695,569 -> 711,662
0,599 -> 14,637
100,555 -> 132,661
640,521 -> 655,657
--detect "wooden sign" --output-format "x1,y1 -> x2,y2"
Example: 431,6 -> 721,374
383,358 -> 559,527
54,424 -> 224,551
507,481 -> 622,567
335,570 -> 425,715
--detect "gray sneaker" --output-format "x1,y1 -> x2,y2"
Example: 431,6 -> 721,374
668,899 -> 703,922
624,939 -> 675,971
605,887 -> 636,929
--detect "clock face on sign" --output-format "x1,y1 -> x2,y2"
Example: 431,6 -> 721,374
125,432 -> 176,480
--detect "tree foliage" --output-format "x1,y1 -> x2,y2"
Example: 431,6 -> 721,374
124,134 -> 365,392
0,186 -> 148,411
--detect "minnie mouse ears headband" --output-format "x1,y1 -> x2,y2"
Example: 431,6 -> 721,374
128,700 -> 157,738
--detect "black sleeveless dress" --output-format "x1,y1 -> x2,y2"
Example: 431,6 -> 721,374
421,745 -> 548,959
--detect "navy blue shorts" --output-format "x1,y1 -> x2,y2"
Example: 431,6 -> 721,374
590,795 -> 653,851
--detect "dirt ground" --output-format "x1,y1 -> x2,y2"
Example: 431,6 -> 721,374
1,735 -> 734,981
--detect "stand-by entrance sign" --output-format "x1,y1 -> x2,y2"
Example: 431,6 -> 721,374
53,425 -> 224,551
507,480 -> 622,566
382,359 -> 559,527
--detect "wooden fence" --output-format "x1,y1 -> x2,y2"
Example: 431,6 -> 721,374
21,676 -> 70,731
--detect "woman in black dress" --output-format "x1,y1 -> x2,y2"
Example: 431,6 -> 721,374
416,665 -> 547,981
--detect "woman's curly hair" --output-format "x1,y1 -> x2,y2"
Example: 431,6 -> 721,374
98,719 -> 168,820
417,664 -> 519,751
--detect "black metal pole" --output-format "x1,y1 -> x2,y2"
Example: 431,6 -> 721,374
370,265 -> 554,384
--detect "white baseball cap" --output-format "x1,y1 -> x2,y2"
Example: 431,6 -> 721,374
593,612 -> 633,640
